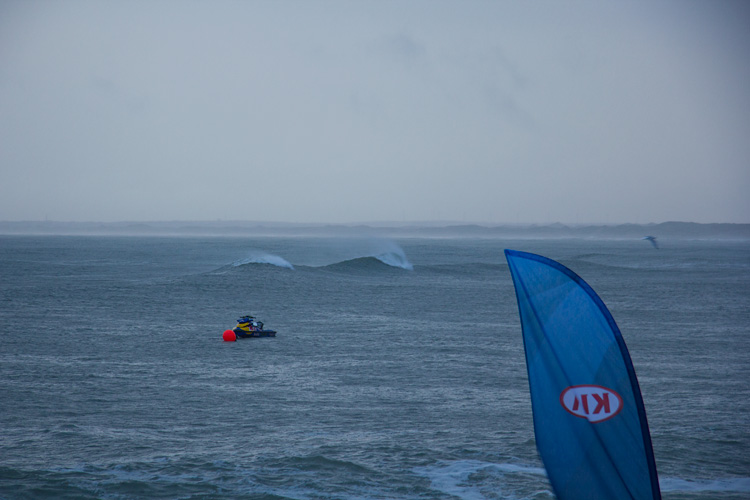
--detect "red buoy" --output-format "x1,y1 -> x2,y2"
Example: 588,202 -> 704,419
223,329 -> 237,342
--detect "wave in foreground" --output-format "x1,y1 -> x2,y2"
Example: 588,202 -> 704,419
414,460 -> 550,499
416,460 -> 750,498
4,459 -> 748,500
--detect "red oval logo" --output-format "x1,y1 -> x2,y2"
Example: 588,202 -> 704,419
560,385 -> 623,423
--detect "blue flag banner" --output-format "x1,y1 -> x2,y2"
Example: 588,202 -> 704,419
505,250 -> 660,500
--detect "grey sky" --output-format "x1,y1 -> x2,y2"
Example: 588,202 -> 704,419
1,0 -> 748,224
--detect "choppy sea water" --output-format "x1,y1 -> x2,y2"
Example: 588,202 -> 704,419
1,235 -> 748,499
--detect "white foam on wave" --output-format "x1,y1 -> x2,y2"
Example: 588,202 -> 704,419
660,476 -> 750,493
414,459 -> 549,500
300,237 -> 414,270
368,240 -> 413,270
232,251 -> 294,269
373,250 -> 413,270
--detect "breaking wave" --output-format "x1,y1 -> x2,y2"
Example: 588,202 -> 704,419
333,239 -> 413,270
309,239 -> 413,271
322,256 -> 401,272
371,249 -> 413,270
232,252 -> 294,269
226,240 -> 412,272
320,252 -> 413,271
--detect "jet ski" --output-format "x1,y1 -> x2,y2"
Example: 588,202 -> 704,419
232,315 -> 276,338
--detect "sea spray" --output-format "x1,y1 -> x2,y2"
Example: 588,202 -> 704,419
326,237 -> 414,270
370,241 -> 413,270
232,251 -> 294,269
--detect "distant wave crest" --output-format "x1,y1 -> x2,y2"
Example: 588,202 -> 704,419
313,239 -> 413,271
232,252 -> 294,269
229,240 -> 412,271
322,251 -> 413,271
372,249 -> 413,270
323,256 -> 400,272
359,239 -> 413,270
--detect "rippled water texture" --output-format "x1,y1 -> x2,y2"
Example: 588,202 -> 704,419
1,236 -> 748,499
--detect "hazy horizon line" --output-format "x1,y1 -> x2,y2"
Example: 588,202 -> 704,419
2,219 -> 749,227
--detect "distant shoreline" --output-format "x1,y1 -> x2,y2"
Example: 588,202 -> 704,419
1,220 -> 749,240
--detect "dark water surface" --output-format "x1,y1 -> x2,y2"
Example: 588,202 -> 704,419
1,235 -> 748,499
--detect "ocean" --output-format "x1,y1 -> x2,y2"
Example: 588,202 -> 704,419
1,234 -> 748,499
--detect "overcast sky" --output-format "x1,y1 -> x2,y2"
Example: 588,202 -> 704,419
1,0 -> 748,224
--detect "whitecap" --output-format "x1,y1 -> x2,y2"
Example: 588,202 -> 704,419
368,240 -> 413,270
232,251 -> 294,269
373,251 -> 414,270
